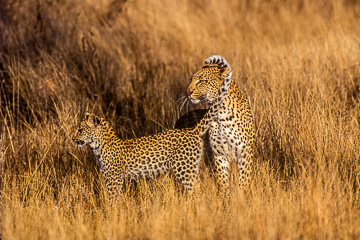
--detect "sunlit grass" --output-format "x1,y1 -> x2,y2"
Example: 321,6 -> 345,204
0,0 -> 360,239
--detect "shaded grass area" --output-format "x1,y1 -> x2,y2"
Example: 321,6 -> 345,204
0,0 -> 360,239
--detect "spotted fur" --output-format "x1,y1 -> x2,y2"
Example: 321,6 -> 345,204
73,62 -> 232,199
187,55 -> 255,191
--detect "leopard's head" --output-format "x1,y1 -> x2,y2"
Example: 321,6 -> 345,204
187,61 -> 231,104
73,113 -> 110,146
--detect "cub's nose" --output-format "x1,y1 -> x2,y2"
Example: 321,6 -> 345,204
186,89 -> 193,96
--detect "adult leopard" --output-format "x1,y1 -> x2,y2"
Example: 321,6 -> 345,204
186,55 -> 255,191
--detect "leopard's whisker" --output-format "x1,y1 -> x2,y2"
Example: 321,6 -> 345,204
176,95 -> 185,105
176,95 -> 187,110
179,97 -> 188,113
186,98 -> 190,114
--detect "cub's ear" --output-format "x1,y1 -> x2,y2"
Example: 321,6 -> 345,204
86,113 -> 101,128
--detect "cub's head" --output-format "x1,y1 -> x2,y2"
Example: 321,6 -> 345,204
73,113 -> 110,146
187,62 -> 231,104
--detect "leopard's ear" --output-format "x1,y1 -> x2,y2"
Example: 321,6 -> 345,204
85,112 -> 91,120
220,65 -> 232,78
86,113 -> 101,128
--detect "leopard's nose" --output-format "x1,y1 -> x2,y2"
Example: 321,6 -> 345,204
186,89 -> 193,96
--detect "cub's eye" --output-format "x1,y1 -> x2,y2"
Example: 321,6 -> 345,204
78,129 -> 83,134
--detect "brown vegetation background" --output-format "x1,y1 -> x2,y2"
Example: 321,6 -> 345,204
1,0 -> 360,239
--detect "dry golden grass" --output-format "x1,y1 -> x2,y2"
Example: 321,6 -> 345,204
1,0 -> 360,239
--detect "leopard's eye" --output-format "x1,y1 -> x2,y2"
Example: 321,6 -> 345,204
78,129 -> 83,134
195,80 -> 203,86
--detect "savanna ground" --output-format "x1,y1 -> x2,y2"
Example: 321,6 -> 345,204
1,0 -> 360,239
